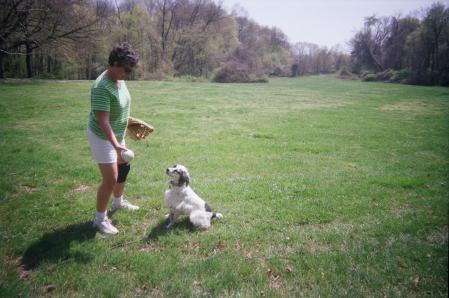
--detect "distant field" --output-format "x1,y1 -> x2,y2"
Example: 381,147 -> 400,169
0,75 -> 448,297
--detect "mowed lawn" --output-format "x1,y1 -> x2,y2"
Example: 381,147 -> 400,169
0,75 -> 448,297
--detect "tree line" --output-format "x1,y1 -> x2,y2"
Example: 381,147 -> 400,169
0,0 -> 348,82
1,1 -> 447,85
349,2 -> 449,86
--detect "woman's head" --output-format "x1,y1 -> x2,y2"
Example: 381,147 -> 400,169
108,42 -> 139,80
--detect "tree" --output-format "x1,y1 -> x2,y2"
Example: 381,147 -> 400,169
1,0 -> 351,81
382,16 -> 420,70
0,0 -> 110,78
292,42 -> 347,76
422,2 -> 449,81
350,16 -> 390,72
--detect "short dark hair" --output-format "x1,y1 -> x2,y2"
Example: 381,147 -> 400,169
108,42 -> 139,68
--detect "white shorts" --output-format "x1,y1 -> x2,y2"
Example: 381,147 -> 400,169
87,128 -> 125,164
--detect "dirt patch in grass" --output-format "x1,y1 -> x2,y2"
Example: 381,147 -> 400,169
379,101 -> 447,114
425,226 -> 448,245
267,268 -> 286,292
21,184 -> 40,193
71,184 -> 93,192
13,184 -> 40,197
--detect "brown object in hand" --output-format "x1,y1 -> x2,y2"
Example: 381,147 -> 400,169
127,116 -> 155,141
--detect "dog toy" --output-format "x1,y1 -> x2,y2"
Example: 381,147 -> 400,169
127,116 -> 154,141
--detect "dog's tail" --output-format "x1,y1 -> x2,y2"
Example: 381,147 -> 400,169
212,212 -> 223,220
205,203 -> 223,220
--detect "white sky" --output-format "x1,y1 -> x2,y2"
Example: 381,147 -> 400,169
223,0 -> 443,50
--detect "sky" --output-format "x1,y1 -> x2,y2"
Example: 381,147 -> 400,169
223,0 -> 443,50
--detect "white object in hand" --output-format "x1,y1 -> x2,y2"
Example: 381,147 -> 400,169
121,149 -> 135,163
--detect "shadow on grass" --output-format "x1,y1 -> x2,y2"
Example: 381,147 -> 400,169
21,221 -> 96,271
146,217 -> 195,242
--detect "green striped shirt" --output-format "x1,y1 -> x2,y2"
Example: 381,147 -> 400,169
88,70 -> 130,142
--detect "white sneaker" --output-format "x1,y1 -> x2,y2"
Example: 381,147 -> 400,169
93,217 -> 119,235
111,199 -> 140,211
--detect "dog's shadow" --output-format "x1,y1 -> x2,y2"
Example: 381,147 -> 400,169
21,221 -> 96,271
147,217 -> 196,242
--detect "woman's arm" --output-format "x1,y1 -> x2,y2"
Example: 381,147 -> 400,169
95,111 -> 127,153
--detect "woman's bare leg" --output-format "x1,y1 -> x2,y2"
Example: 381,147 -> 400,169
97,163 -> 118,212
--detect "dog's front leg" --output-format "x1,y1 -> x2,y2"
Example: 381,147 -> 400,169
165,211 -> 180,229
165,212 -> 175,229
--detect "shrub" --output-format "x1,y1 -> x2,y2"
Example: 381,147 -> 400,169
213,45 -> 269,83
360,69 -> 394,82
143,71 -> 165,81
376,69 -> 394,81
270,66 -> 291,77
360,70 -> 374,79
361,74 -> 377,81
213,62 -> 268,83
389,69 -> 410,83
250,75 -> 269,83
213,62 -> 250,83
337,66 -> 357,80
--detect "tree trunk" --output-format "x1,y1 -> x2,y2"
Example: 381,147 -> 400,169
0,53 -> 5,79
47,55 -> 51,73
86,55 -> 90,79
26,43 -> 33,78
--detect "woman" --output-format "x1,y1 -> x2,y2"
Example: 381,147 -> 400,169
87,42 -> 140,235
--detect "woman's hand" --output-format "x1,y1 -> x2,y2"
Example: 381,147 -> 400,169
114,144 -> 129,164
114,144 -> 128,154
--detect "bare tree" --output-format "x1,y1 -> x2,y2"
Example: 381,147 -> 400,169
0,0 -> 110,78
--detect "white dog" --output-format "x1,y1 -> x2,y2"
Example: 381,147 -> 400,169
164,164 -> 222,229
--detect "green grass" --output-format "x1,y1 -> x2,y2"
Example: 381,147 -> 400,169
0,75 -> 448,297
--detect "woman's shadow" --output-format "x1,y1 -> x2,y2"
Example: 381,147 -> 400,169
21,217 -> 197,271
21,221 -> 97,271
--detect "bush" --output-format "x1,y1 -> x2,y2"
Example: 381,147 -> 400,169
143,71 -> 165,81
376,69 -> 394,81
360,70 -> 374,79
250,75 -> 269,83
213,62 -> 268,83
213,45 -> 269,83
361,74 -> 377,82
360,69 -> 394,82
389,69 -> 410,83
337,66 -> 357,80
270,66 -> 291,77
356,67 -> 447,86
213,62 -> 250,83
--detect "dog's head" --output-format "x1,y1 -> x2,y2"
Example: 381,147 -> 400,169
166,164 -> 190,187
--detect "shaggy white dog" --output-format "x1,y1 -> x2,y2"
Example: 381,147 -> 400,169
164,164 -> 222,229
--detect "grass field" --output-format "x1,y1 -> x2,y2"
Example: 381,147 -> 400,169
0,75 -> 448,297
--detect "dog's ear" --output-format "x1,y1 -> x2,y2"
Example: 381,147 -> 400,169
178,170 -> 190,186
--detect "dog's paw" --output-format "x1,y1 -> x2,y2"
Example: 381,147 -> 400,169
215,213 -> 223,219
